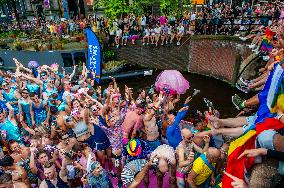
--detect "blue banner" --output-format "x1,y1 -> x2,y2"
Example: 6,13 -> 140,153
62,0 -> 69,19
85,28 -> 101,84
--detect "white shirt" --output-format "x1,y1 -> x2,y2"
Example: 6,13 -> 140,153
177,26 -> 185,34
154,27 -> 161,34
116,29 -> 122,36
144,29 -> 150,36
141,16 -> 146,26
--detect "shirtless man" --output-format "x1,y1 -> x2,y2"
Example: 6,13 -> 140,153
176,129 -> 210,188
121,102 -> 145,144
56,133 -> 78,161
143,93 -> 163,151
0,155 -> 29,186
0,173 -> 28,188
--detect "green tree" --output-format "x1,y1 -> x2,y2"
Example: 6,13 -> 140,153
98,0 -> 130,20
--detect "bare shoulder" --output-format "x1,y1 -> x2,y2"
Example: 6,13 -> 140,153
14,182 -> 29,188
39,180 -> 48,188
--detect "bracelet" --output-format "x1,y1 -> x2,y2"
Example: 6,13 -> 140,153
152,106 -> 158,112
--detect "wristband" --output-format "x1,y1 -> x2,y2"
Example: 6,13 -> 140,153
152,106 -> 159,112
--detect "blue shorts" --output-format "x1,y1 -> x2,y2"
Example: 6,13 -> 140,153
256,129 -> 277,150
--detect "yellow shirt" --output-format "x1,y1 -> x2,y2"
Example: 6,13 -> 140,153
191,153 -> 215,185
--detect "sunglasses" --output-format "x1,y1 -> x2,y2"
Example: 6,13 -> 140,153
22,92 -> 29,95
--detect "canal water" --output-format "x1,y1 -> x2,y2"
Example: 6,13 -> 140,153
112,70 -> 244,118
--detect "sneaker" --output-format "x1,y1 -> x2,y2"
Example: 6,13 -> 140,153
248,44 -> 256,49
147,43 -> 149,45
241,37 -> 248,41
239,77 -> 251,86
232,94 -> 245,110
143,43 -> 145,45
236,83 -> 249,93
263,55 -> 270,61
239,37 -> 247,41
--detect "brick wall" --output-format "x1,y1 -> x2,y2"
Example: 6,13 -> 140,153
115,37 -> 251,85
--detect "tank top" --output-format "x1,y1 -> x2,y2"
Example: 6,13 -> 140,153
3,88 -> 17,103
0,118 -> 22,143
20,98 -> 30,114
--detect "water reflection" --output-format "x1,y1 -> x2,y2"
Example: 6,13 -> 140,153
112,71 -> 243,118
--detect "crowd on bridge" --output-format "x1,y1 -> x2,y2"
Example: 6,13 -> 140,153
1,1 -> 284,48
1,1 -> 284,188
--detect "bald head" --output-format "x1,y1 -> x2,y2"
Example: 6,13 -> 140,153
181,128 -> 193,143
206,147 -> 221,163
181,128 -> 192,137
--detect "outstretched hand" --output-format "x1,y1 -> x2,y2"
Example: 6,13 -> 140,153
223,171 -> 248,188
238,148 -> 267,160
185,96 -> 192,104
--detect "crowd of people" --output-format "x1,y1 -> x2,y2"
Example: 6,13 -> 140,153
0,15 -> 284,187
2,1 -> 284,48
0,1 -> 284,188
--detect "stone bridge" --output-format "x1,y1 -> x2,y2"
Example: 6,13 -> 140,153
113,36 -> 256,85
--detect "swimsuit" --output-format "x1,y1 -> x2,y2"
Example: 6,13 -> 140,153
3,88 -> 19,114
32,100 -> 47,126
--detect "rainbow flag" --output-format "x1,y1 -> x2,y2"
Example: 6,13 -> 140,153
260,36 -> 273,52
222,63 -> 284,188
222,130 -> 256,188
256,63 -> 284,124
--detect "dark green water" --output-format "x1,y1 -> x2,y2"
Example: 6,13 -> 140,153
113,70 -> 243,118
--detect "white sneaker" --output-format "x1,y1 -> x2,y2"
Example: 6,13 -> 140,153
263,55 -> 270,61
142,43 -> 145,45
147,43 -> 149,45
248,44 -> 256,49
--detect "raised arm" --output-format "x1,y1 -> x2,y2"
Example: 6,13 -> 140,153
69,65 -> 77,81
144,93 -> 163,121
5,102 -> 15,121
19,73 -> 43,85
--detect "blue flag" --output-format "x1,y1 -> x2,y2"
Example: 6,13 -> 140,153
85,28 -> 102,84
